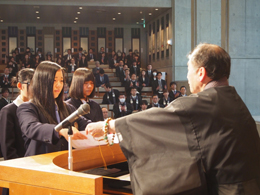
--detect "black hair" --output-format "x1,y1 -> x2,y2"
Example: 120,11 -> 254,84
170,81 -> 177,87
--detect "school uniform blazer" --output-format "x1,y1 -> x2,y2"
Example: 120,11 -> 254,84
0,103 -> 25,160
95,74 -> 110,87
0,98 -> 9,111
79,59 -> 88,68
17,102 -> 90,157
138,76 -> 149,87
66,98 -> 104,122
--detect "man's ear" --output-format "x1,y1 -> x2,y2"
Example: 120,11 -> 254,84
198,67 -> 207,82
17,82 -> 22,90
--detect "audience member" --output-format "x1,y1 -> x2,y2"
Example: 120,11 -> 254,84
116,60 -> 124,78
99,52 -> 108,65
46,53 -> 53,62
33,55 -> 41,69
147,94 -> 162,108
67,58 -> 77,73
125,73 -> 140,96
92,61 -> 101,77
95,68 -> 109,87
102,107 -> 109,120
159,90 -> 171,108
150,69 -> 158,87
7,59 -> 18,77
67,68 -> 103,122
79,54 -> 88,68
146,64 -> 153,85
126,49 -> 134,67
138,70 -> 149,88
75,47 -> 84,64
119,64 -> 129,83
122,68 -> 131,87
0,88 -> 10,110
102,83 -> 119,104
130,61 -> 140,77
180,86 -> 187,97
0,68 -> 12,88
86,48 -> 96,61
139,100 -> 148,111
64,49 -> 73,66
119,52 -> 127,65
98,47 -> 107,60
22,53 -> 33,69
113,94 -> 132,119
63,83 -> 70,101
126,87 -> 142,112
56,57 -> 65,68
169,81 -> 181,102
9,56 -> 19,75
109,54 -> 119,69
37,49 -> 45,61
152,72 -> 167,98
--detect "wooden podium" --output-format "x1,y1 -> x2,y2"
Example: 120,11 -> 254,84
0,144 -> 131,195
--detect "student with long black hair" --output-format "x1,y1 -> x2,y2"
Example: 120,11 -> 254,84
67,68 -> 103,122
17,61 -> 88,157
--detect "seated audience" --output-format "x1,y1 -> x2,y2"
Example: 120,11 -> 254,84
98,47 -> 107,60
159,90 -> 171,108
46,53 -> 53,62
147,94 -> 162,108
150,69 -> 158,87
109,54 -> 119,69
92,61 -> 101,77
139,100 -> 148,111
0,68 -> 12,88
113,94 -> 132,119
67,68 -> 103,122
9,57 -> 19,75
75,47 -> 84,64
130,61 -> 140,77
56,57 -> 65,68
119,52 -> 127,65
67,58 -> 77,73
126,87 -> 142,112
79,54 -> 88,68
146,64 -> 153,85
180,86 -> 187,97
152,72 -> 167,98
0,88 -> 11,111
120,64 -> 129,83
122,68 -> 131,87
86,48 -> 96,61
64,49 -> 73,66
99,52 -> 108,65
37,49 -> 45,61
22,53 -> 33,69
102,83 -> 119,104
138,70 -> 149,88
116,60 -> 124,78
96,68 -> 109,87
126,49 -> 134,67
169,81 -> 181,102
102,107 -> 109,120
6,59 -> 18,77
125,73 -> 140,96
33,55 -> 41,69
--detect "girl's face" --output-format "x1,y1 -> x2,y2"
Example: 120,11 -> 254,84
53,69 -> 64,99
83,80 -> 94,99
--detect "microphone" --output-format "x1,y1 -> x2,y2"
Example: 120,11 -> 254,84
55,103 -> 90,132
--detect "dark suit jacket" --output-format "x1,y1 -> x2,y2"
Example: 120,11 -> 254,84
159,97 -> 171,108
92,67 -> 101,77
126,95 -> 142,110
79,59 -> 88,68
138,76 -> 149,87
99,56 -> 108,65
17,102 -> 90,157
0,98 -> 9,110
116,67 -> 124,78
125,80 -> 141,96
95,74 -> 110,87
0,103 -> 25,160
130,66 -> 140,77
169,90 -> 181,102
102,89 -> 120,104
152,79 -> 167,94
147,103 -> 162,109
86,53 -> 96,61
113,102 -> 133,119
63,54 -> 74,66
66,98 -> 103,122
109,58 -> 118,69
67,64 -> 77,73
0,74 -> 11,88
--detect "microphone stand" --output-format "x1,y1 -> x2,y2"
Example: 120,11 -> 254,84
68,125 -> 73,171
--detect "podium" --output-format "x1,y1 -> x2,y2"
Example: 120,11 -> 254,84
0,144 -> 131,195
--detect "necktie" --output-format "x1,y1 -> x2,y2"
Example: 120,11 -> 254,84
55,105 -> 61,123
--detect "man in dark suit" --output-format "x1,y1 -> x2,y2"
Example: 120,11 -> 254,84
86,48 -> 96,61
0,68 -> 12,88
180,86 -> 187,97
67,58 -> 77,73
126,49 -> 134,67
146,64 -> 153,83
37,48 -> 45,61
126,87 -> 142,112
152,72 -> 167,98
130,61 -> 140,77
113,94 -> 133,119
147,94 -> 162,109
159,90 -> 171,108
75,47 -> 84,64
98,47 -> 107,61
125,73 -> 140,96
63,49 -> 73,67
116,60 -> 124,78
102,83 -> 119,104
0,88 -> 10,110
92,61 -> 101,77
169,81 -> 181,102
99,52 -> 108,65
95,68 -> 109,87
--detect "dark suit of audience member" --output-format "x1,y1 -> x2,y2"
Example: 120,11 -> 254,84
95,72 -> 109,87
125,80 -> 140,96
92,67 -> 101,77
0,74 -> 11,88
169,90 -> 181,102
116,66 -> 124,78
63,53 -> 73,67
159,96 -> 171,108
79,58 -> 88,68
66,98 -> 103,122
99,55 -> 108,65
86,53 -> 96,61
147,102 -> 162,109
113,102 -> 133,119
138,76 -> 149,88
152,79 -> 167,96
109,58 -> 118,69
146,70 -> 153,85
0,97 -> 9,111
67,64 -> 77,73
102,89 -> 119,104
130,65 -> 140,77
126,94 -> 142,111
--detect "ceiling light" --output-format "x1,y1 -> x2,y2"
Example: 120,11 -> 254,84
136,22 -> 139,24
141,18 -> 144,20
155,8 -> 159,11
0,20 -> 3,23
37,17 -> 40,19
140,11 -> 142,14
149,13 -> 152,15
75,17 -> 78,20
74,21 -> 77,23
77,12 -> 80,14
118,12 -> 121,15
79,7 -> 82,9
113,18 -> 116,20
36,11 -> 39,14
